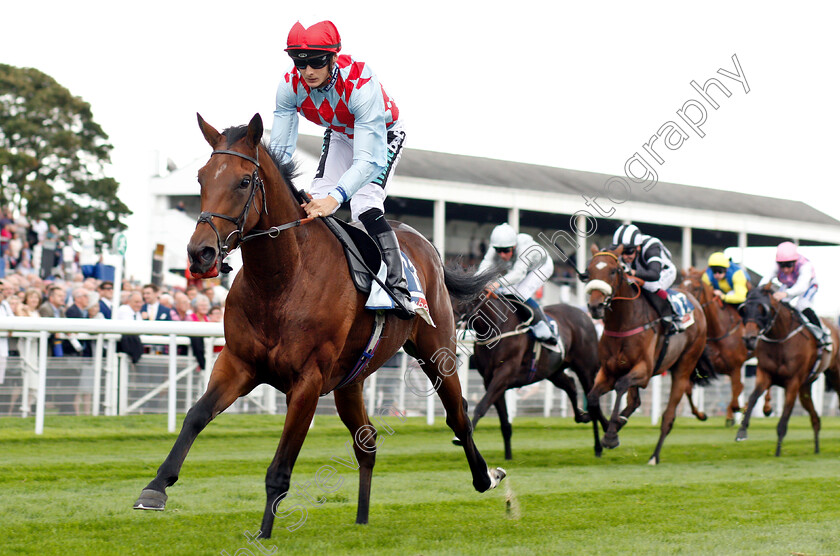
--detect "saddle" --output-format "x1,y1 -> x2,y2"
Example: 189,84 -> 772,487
321,216 -> 382,295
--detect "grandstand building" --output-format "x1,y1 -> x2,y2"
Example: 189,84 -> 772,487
139,134 -> 840,308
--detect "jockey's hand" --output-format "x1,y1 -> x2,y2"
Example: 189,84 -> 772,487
485,281 -> 500,295
302,196 -> 339,219
714,290 -> 725,298
772,291 -> 788,301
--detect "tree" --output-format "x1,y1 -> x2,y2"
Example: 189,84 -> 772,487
0,64 -> 131,244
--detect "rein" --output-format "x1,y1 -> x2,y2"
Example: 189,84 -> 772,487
590,252 -> 656,336
195,148 -> 313,271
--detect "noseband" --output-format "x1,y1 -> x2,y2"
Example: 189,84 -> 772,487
585,251 -> 641,308
196,149 -> 268,266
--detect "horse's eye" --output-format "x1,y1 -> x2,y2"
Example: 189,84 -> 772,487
239,177 -> 251,189
609,269 -> 616,277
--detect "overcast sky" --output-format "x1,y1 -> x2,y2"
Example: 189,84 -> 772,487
3,1 -> 838,223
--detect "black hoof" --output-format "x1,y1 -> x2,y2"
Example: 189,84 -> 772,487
602,435 -> 619,449
725,418 -> 735,428
451,436 -> 463,446
697,413 -> 708,421
735,430 -> 747,442
133,488 -> 167,511
763,408 -> 773,417
575,412 -> 592,424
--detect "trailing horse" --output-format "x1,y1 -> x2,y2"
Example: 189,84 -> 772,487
679,267 -> 754,426
584,245 -> 714,464
736,284 -> 840,456
453,293 -> 606,458
133,114 -> 505,537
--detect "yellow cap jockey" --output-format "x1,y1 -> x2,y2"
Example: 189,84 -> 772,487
701,252 -> 749,304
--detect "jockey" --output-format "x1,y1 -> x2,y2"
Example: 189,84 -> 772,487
759,241 -> 830,350
477,223 -> 557,346
269,20 -> 413,319
611,223 -> 679,332
702,252 -> 750,305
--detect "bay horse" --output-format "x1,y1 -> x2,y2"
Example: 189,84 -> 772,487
736,284 -> 840,456
584,245 -> 714,464
679,267 -> 753,426
453,294 -> 606,459
133,114 -> 505,538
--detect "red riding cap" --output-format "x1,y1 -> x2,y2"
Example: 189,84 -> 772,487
285,21 -> 342,54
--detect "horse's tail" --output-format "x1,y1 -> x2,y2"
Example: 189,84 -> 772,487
691,345 -> 718,385
443,263 -> 499,301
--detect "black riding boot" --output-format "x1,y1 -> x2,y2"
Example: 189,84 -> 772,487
802,307 -> 830,349
642,289 -> 676,334
371,230 -> 415,320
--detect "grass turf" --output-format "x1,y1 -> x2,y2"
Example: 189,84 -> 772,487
2,413 -> 840,555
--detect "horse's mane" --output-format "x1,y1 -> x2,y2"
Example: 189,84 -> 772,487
221,124 -> 300,188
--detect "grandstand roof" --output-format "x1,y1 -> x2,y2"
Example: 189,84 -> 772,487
297,135 -> 837,226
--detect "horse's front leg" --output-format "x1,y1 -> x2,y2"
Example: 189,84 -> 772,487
602,364 -> 648,449
259,371 -> 323,539
134,350 -> 256,511
736,369 -> 771,442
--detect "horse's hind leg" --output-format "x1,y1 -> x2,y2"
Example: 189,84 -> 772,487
774,382 -> 800,457
134,351 -> 255,511
415,336 -> 505,492
684,384 -> 708,421
493,395 -> 513,461
798,382 -> 822,455
258,373 -> 322,539
549,370 -> 588,423
334,382 -> 378,524
762,389 -> 774,417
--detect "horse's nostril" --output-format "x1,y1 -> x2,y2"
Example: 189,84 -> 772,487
200,246 -> 216,263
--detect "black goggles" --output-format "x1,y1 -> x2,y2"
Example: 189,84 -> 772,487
778,261 -> 795,268
711,266 -> 727,274
292,54 -> 331,70
494,247 -> 513,254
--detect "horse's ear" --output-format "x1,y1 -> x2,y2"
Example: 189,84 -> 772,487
246,113 -> 264,149
197,113 -> 222,147
615,244 -> 625,256
590,244 -> 599,255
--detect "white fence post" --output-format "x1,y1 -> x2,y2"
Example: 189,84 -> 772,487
650,374 -> 662,425
168,334 -> 178,433
92,334 -> 104,417
35,331 -> 48,435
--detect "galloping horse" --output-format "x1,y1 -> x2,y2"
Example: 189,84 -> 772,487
133,114 -> 505,537
454,294 -> 606,458
736,284 -> 840,456
584,245 -> 713,464
679,268 -> 752,426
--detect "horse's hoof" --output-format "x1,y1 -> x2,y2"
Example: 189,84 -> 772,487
602,435 -> 619,449
451,436 -> 463,446
487,467 -> 506,490
763,408 -> 773,417
725,418 -> 735,428
735,431 -> 747,442
594,450 -> 603,458
697,413 -> 708,422
575,412 -> 592,424
647,455 -> 659,466
133,488 -> 167,511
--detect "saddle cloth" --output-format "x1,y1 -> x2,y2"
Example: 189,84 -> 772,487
666,289 -> 695,330
366,252 -> 434,327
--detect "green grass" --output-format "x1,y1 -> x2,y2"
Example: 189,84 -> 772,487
2,413 -> 840,555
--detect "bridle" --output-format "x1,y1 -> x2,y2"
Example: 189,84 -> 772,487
742,291 -> 803,343
194,148 -> 312,272
584,251 -> 642,309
